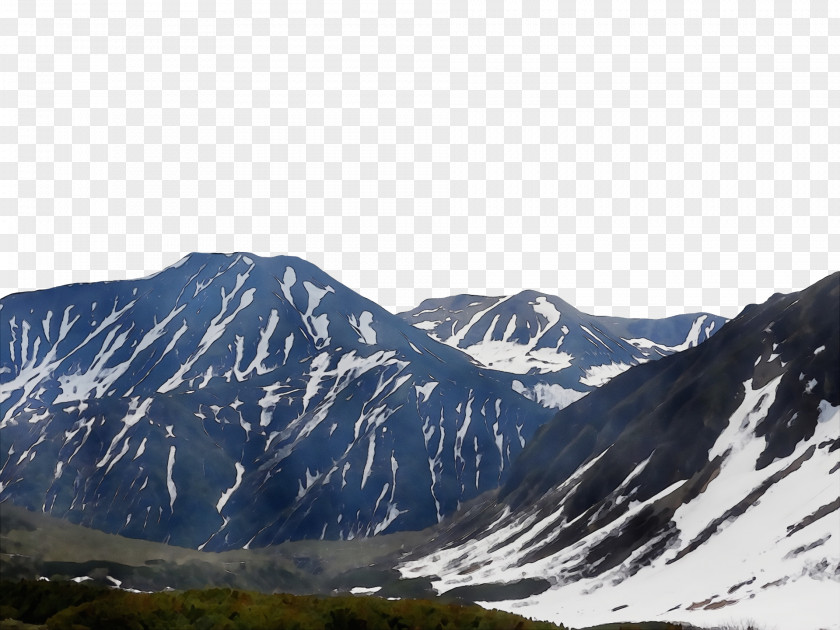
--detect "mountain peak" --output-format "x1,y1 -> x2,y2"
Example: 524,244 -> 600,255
399,287 -> 726,385
0,253 -> 555,548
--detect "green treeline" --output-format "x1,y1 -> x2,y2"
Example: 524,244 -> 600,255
0,579 -> 566,630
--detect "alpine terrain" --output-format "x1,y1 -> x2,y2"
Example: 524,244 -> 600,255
0,254 -> 725,553
1,253 -> 557,549
1,255 -> 835,629
400,292 -> 726,409
399,272 -> 840,630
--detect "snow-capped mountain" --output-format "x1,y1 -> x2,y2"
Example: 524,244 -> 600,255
399,272 -> 840,630
400,292 -> 727,409
0,253 -> 557,549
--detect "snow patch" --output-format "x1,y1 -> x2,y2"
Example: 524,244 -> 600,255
216,462 -> 245,513
166,446 -> 177,511
233,309 -> 280,379
373,501 -> 407,535
133,437 -> 147,460
301,281 -> 335,348
95,397 -> 153,470
361,434 -> 377,490
422,410 -> 446,522
580,361 -> 634,387
415,381 -> 438,403
454,394 -> 475,470
511,380 -> 587,410
348,311 -> 377,345
297,467 -> 322,499
282,332 -> 295,365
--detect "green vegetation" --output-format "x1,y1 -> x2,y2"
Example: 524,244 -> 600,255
0,579 -> 566,630
0,503 -> 433,598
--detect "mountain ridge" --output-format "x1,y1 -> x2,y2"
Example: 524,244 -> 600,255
2,252 -> 720,551
398,271 -> 840,630
2,257 -> 835,628
399,289 -> 726,406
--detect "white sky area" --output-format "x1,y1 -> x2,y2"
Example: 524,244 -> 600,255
1,1 -> 837,319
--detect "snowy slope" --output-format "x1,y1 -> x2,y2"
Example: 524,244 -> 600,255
0,253 -> 554,549
400,292 -> 726,410
399,273 -> 840,630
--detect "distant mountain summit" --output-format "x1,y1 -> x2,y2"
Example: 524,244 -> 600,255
399,272 -> 840,630
400,291 -> 726,407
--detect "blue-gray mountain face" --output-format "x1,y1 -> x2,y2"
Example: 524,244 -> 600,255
0,254 -> 555,549
400,293 -> 727,409
0,253 -> 723,551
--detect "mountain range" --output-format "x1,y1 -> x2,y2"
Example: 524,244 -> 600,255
1,254 -> 837,629
400,291 -> 724,408
0,253 -> 722,551
400,271 -> 839,630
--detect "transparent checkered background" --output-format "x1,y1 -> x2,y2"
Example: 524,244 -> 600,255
1,1 -> 838,318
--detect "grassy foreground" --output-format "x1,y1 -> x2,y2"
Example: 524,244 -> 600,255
0,503 -> 436,598
0,506 -> 705,630
0,581 -> 713,630
0,579 -> 566,630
